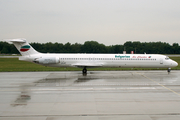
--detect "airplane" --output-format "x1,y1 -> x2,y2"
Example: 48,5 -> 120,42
4,38 -> 178,74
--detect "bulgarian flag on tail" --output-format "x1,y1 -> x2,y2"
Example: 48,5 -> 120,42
20,45 -> 30,52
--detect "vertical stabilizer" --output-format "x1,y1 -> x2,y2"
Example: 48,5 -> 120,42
7,39 -> 39,56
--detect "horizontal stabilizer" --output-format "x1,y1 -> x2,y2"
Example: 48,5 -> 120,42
4,39 -> 26,43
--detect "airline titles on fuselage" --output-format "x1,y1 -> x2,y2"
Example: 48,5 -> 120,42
115,55 -> 151,59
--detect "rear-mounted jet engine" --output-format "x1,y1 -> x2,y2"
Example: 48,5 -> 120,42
33,57 -> 60,64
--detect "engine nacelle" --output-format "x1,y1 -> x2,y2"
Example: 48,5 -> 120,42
34,57 -> 60,64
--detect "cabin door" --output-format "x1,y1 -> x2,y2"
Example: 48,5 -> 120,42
160,58 -> 163,64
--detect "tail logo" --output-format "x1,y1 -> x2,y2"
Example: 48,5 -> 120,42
20,45 -> 30,52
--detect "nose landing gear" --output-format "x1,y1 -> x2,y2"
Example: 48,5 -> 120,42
167,68 -> 171,73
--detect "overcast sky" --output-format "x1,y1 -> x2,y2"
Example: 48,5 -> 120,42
0,0 -> 180,45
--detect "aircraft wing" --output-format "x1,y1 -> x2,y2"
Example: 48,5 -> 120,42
72,63 -> 103,68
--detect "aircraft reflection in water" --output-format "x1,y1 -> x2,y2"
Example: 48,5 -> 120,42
10,71 -> 179,107
5,39 -> 178,73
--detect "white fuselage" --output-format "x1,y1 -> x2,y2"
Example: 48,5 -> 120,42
7,39 -> 178,73
20,53 -> 178,69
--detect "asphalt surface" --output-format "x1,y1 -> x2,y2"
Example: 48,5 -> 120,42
0,71 -> 180,120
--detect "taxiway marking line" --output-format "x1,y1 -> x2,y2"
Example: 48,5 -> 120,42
136,72 -> 180,96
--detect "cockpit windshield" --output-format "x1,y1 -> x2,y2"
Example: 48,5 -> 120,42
165,57 -> 170,60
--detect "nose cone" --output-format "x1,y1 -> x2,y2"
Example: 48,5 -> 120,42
171,61 -> 178,67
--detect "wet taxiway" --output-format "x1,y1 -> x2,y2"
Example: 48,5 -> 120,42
0,71 -> 180,120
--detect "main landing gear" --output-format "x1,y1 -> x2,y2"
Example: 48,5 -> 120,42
82,67 -> 87,74
167,68 -> 171,73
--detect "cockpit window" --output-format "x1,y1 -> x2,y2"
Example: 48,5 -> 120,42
165,57 -> 169,60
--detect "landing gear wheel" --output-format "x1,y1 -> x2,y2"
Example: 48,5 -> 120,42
82,68 -> 87,74
167,68 -> 171,73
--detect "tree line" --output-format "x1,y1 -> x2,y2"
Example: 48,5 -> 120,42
0,41 -> 180,54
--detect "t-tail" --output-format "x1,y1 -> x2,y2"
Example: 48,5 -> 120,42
6,38 -> 39,56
